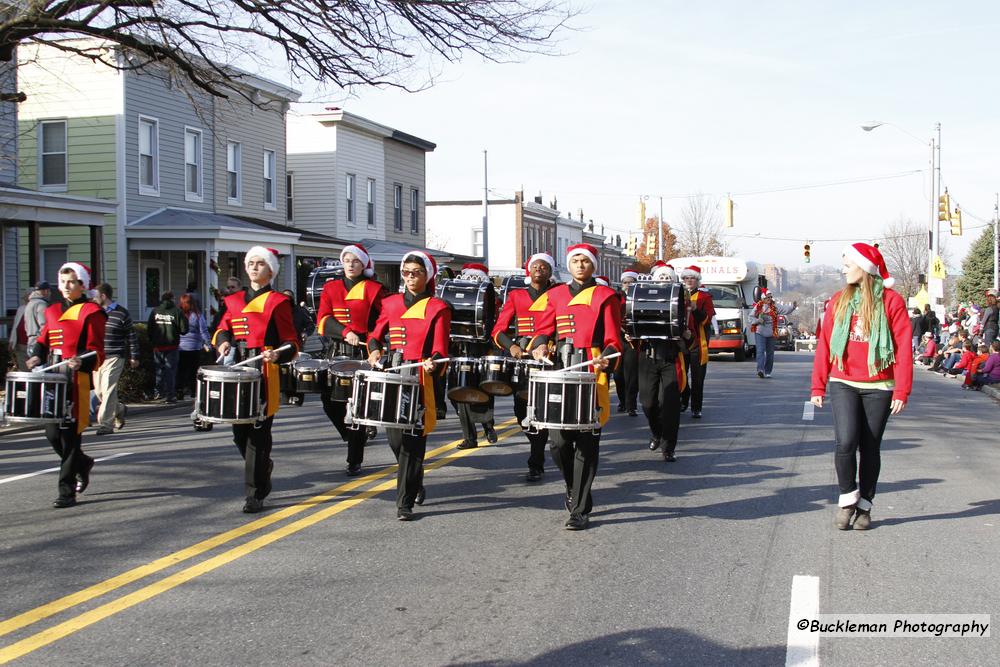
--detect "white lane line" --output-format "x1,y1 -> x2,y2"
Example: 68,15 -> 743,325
786,574 -> 820,667
0,452 -> 134,485
801,402 -> 815,421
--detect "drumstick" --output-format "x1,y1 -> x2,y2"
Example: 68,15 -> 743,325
560,351 -> 622,372
35,351 -> 97,373
232,344 -> 294,368
388,357 -> 451,373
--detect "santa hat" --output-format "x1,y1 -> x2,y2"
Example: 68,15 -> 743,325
759,288 -> 772,300
400,250 -> 438,289
566,243 -> 599,267
650,260 -> 676,282
843,242 -> 895,289
596,276 -> 610,287
620,270 -> 640,282
341,244 -> 375,277
524,252 -> 555,284
680,265 -> 701,280
460,262 -> 490,281
245,246 -> 281,279
59,262 -> 94,295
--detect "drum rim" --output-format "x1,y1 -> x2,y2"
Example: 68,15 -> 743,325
356,369 -> 421,384
528,369 -> 598,381
5,371 -> 69,382
328,359 -> 370,374
292,359 -> 330,369
197,365 -> 262,379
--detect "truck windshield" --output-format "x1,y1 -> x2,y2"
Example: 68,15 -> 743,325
703,284 -> 743,308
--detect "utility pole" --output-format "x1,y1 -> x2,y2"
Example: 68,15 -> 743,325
482,150 -> 489,265
658,196 -> 664,262
994,193 -> 999,290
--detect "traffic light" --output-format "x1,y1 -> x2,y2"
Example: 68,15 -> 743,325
950,207 -> 963,236
626,235 -> 638,256
724,197 -> 734,228
645,234 -> 656,255
872,241 -> 880,250
803,243 -> 811,263
938,191 -> 951,222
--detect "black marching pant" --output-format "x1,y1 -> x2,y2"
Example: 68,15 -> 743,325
321,393 -> 367,465
681,353 -> 708,412
614,345 -> 639,411
550,429 -> 599,516
829,381 -> 892,505
638,356 -> 681,453
514,392 -> 548,470
45,423 -> 91,499
386,427 -> 426,510
232,416 -> 275,500
456,397 -> 495,443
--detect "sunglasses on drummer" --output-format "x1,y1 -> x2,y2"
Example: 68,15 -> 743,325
401,269 -> 426,277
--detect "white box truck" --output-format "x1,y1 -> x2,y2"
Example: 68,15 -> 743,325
670,256 -> 763,361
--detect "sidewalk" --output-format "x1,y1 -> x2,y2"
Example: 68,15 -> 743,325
918,364 -> 1000,404
0,400 -> 183,438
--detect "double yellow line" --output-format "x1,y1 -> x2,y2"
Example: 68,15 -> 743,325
0,418 -> 522,663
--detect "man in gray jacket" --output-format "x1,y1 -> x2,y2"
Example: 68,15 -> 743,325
24,281 -> 52,349
750,289 -> 797,378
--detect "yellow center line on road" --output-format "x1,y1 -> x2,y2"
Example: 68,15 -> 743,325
0,420 -> 522,663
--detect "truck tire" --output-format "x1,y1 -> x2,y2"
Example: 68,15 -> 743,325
734,346 -> 745,362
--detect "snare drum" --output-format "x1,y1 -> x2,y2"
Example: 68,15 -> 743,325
624,282 -> 688,340
447,356 -> 489,404
194,366 -> 262,424
279,351 -> 310,394
436,279 -> 497,342
511,358 -> 545,401
328,358 -> 369,403
479,356 -> 514,396
348,370 -> 422,431
3,371 -> 68,424
526,369 -> 598,431
292,358 -> 329,393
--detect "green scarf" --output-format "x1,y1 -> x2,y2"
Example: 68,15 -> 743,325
828,278 -> 895,375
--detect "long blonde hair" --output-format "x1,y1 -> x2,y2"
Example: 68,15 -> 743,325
833,272 -> 877,337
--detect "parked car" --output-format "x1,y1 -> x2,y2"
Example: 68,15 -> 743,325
775,315 -> 795,350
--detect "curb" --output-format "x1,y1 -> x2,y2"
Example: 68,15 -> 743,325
983,385 -> 1000,403
1,400 -> 187,438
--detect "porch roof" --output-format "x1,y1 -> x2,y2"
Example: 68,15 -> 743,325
0,184 -> 116,226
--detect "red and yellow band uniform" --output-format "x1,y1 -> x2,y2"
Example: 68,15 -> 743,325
688,287 -> 716,366
316,277 -> 384,339
491,286 -> 550,352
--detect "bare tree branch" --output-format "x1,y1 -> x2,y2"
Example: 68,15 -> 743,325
674,194 -> 734,258
879,216 -> 928,299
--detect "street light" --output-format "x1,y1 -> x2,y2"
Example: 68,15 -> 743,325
860,120 -> 943,314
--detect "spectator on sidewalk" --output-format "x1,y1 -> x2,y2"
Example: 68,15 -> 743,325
944,341 -> 975,377
24,280 -> 52,351
962,343 -> 990,389
148,291 -> 188,403
929,334 -> 961,372
922,305 -> 941,344
177,293 -> 210,400
909,307 -> 923,352
7,290 -> 31,370
970,340 -> 1000,389
93,284 -> 140,434
915,332 -> 937,365
981,289 -> 998,347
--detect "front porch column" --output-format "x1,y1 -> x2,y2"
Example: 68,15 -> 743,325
89,225 -> 103,285
28,221 -> 39,286
207,245 -> 219,319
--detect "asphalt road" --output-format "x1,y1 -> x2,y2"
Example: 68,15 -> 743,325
1,352 -> 997,666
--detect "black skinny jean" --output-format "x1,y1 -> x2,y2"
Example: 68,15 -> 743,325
829,381 -> 892,506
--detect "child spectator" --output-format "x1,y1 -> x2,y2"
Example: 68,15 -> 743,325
962,343 -> 990,389
944,341 -> 975,377
930,334 -> 960,371
969,340 -> 1000,389
915,332 -> 937,365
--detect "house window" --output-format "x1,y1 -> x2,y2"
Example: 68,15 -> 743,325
346,173 -> 356,224
472,229 -> 483,257
410,187 -> 419,234
227,142 -> 241,204
184,128 -> 202,201
39,120 -> 67,189
366,178 -> 376,227
138,116 -> 159,195
286,172 -> 294,222
41,246 -> 68,285
263,150 -> 276,209
393,184 -> 403,231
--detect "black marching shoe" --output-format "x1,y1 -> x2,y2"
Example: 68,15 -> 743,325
648,438 -> 660,452
397,508 -> 415,521
76,456 -> 95,493
484,424 -> 498,444
415,487 -> 426,505
53,496 -> 76,508
564,489 -> 573,512
692,410 -> 702,419
242,496 -> 264,514
679,402 -> 688,413
365,426 -> 378,440
565,513 -> 590,531
662,443 -> 677,462
617,404 -> 626,413
457,439 -> 478,450
526,467 -> 543,483
345,463 -> 362,477
628,409 -> 638,417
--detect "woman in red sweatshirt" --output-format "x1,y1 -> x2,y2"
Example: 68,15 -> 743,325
811,243 -> 912,531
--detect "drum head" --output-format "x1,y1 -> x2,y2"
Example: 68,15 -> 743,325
198,365 -> 261,380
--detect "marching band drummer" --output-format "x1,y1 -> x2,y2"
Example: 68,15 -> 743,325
213,246 -> 300,514
27,262 -> 106,508
637,261 -> 691,461
615,269 -> 641,417
534,243 -> 623,531
680,264 -> 716,419
367,251 -> 451,521
315,244 -> 385,476
453,262 -> 499,451
491,252 -> 557,482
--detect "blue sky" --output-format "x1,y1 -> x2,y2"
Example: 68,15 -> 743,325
286,1 -> 1000,268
